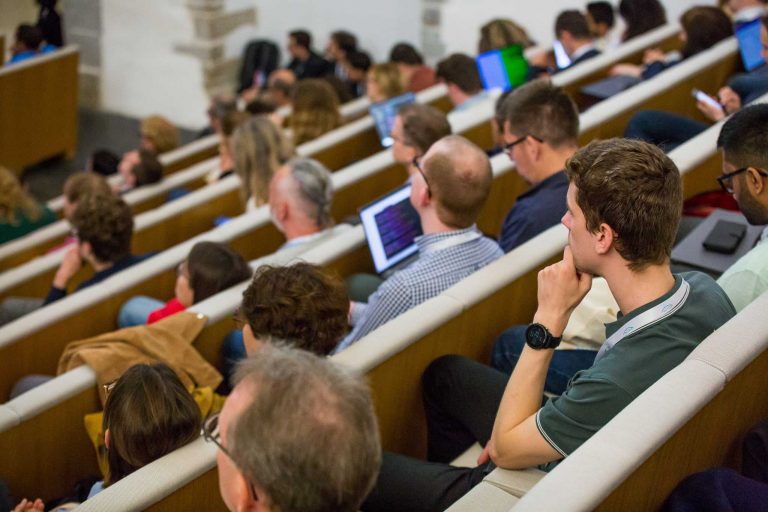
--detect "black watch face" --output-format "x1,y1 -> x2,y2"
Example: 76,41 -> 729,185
526,324 -> 549,349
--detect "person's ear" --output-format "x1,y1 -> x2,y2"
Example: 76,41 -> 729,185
414,181 -> 431,209
747,167 -> 766,196
232,472 -> 259,512
594,222 -> 617,255
104,429 -> 110,449
80,240 -> 93,261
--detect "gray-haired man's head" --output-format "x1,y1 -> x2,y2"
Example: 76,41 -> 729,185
268,157 -> 334,238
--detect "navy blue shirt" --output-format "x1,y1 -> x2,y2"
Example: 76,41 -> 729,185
44,253 -> 155,305
498,171 -> 569,253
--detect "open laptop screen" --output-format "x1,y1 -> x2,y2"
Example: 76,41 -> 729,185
359,184 -> 423,274
369,92 -> 417,148
476,44 -> 529,91
736,19 -> 766,72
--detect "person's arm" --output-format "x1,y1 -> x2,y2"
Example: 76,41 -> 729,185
43,247 -> 83,306
487,247 -> 592,468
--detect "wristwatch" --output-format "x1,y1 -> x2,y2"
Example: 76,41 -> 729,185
525,323 -> 562,350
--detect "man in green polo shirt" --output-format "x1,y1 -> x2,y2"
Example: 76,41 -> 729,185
360,138 -> 736,512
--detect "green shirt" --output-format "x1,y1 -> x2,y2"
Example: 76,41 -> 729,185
717,227 -> 768,312
536,272 -> 735,464
0,205 -> 57,244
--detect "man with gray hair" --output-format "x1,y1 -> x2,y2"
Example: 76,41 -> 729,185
208,344 -> 382,512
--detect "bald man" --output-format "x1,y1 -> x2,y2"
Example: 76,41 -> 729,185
335,135 -> 503,351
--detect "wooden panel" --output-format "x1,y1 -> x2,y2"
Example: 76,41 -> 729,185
682,152 -> 722,199
145,468 -> 227,512
596,349 -> 768,511
0,50 -> 79,172
311,127 -> 383,171
579,53 -> 740,145
0,386 -> 101,501
428,94 -> 454,114
0,35 -> 5,66
163,146 -> 219,176
567,33 -> 682,111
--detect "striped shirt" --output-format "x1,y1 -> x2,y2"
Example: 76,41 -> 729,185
335,226 -> 503,352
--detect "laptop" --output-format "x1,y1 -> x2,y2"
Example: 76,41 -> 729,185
369,92 -> 417,148
736,18 -> 766,72
580,74 -> 642,100
476,44 -> 529,92
359,184 -> 423,277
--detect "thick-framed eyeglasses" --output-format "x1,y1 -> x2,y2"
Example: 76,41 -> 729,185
202,414 -> 258,501
412,156 -> 432,198
504,134 -> 544,157
717,166 -> 768,193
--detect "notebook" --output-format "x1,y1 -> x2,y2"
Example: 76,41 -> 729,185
476,44 -> 529,92
359,184 -> 423,276
369,92 -> 417,148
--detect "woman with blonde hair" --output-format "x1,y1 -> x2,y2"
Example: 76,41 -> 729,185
478,18 -> 535,54
290,79 -> 341,145
366,62 -> 405,103
0,167 -> 56,244
139,115 -> 179,154
232,114 -> 294,209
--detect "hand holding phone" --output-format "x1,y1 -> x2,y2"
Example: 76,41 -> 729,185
692,88 -> 724,113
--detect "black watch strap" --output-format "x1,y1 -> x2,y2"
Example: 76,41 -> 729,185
525,323 -> 562,350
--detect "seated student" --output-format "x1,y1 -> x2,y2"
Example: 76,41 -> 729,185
529,10 -> 601,76
207,109 -> 250,184
198,93 -> 237,138
619,0 -> 667,42
586,1 -> 617,50
13,363 -> 202,509
497,80 -> 576,253
139,115 -> 179,155
488,90 -> 512,156
117,241 -> 252,328
114,149 -> 163,193
360,138 -> 736,512
211,345 -> 380,512
625,14 -> 768,151
610,7 -> 732,80
48,172 -> 113,253
714,104 -> 768,311
221,261 -> 351,387
326,30 -> 358,81
232,115 -> 294,210
7,24 -> 43,65
478,18 -> 536,53
344,49 -> 373,98
286,29 -> 331,80
265,68 -> 296,108
435,53 -> 489,113
391,104 -> 452,177
389,43 -> 437,93
0,166 -> 56,244
335,135 -> 503,352
366,62 -> 405,104
289,79 -> 341,145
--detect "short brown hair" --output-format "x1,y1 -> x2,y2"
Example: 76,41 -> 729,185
229,346 -> 380,512
240,263 -> 349,355
435,53 -> 483,95
185,242 -> 252,303
501,79 -> 579,149
398,104 -> 452,155
140,115 -> 179,154
424,135 -> 493,229
103,363 -> 200,487
63,172 -> 112,204
72,194 -> 134,263
565,138 -> 682,271
132,149 -> 164,187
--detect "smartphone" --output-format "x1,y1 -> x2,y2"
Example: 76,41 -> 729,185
692,88 -> 724,112
702,220 -> 746,254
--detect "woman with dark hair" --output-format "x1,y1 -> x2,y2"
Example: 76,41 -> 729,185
117,241 -> 252,328
619,0 -> 667,42
611,6 -> 733,80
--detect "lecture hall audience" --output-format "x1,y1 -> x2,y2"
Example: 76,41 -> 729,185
361,138 -> 736,512
390,103 -> 452,177
366,62 -> 405,103
286,29 -> 331,80
289,79 -> 342,144
435,53 -> 489,112
389,43 -> 437,93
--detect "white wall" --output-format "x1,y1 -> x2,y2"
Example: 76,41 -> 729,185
95,0 -> 718,130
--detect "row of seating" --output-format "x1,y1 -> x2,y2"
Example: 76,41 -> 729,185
0,40 -> 736,504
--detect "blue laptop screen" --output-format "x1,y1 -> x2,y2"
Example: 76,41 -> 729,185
736,19 -> 766,72
369,92 -> 417,148
476,45 -> 529,92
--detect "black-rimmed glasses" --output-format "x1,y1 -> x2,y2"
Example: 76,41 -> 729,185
717,167 -> 768,193
412,156 -> 432,198
202,414 -> 258,501
504,134 -> 544,156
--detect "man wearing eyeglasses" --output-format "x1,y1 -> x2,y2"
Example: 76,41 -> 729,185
497,79 -> 579,253
715,104 -> 768,311
208,345 -> 381,512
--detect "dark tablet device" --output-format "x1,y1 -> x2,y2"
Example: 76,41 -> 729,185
702,220 -> 747,254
